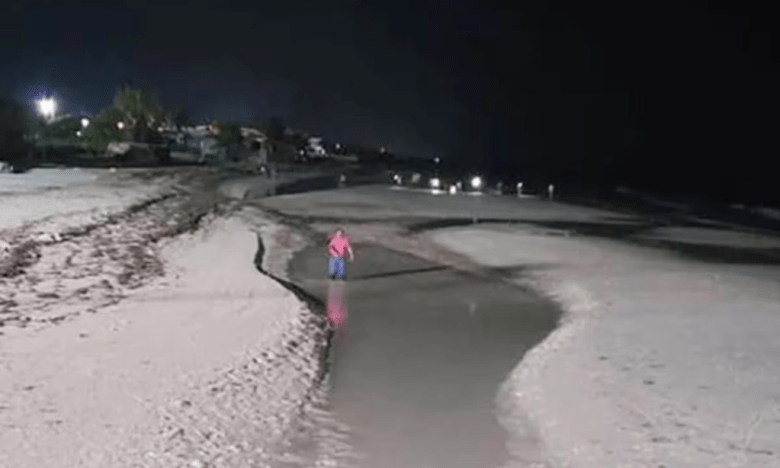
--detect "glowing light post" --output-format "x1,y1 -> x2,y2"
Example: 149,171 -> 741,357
36,97 -> 57,122
471,175 -> 483,224
36,97 -> 57,163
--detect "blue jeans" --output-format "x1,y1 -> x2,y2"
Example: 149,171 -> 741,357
329,256 -> 347,278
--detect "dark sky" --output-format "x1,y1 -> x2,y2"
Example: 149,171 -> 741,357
559,1 -> 779,197
2,0 -> 779,195
1,0 -> 498,160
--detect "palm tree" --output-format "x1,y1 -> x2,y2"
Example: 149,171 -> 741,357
113,87 -> 165,143
171,106 -> 193,131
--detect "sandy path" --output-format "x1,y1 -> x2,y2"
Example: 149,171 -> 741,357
0,170 -> 327,468
0,214 -> 324,468
431,225 -> 780,468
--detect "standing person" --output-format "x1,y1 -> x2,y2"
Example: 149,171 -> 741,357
327,227 -> 354,280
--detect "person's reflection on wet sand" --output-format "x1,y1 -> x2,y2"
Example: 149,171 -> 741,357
327,280 -> 348,327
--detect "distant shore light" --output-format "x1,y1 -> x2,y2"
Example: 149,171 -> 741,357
36,97 -> 56,120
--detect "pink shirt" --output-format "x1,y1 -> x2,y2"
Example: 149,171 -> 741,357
328,233 -> 352,257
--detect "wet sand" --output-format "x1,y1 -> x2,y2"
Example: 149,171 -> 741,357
288,242 -> 560,467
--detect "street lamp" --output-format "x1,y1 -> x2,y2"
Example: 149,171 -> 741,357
35,97 -> 57,164
36,97 -> 57,121
81,118 -> 90,128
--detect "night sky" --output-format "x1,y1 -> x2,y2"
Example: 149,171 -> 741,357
1,1 -> 778,200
